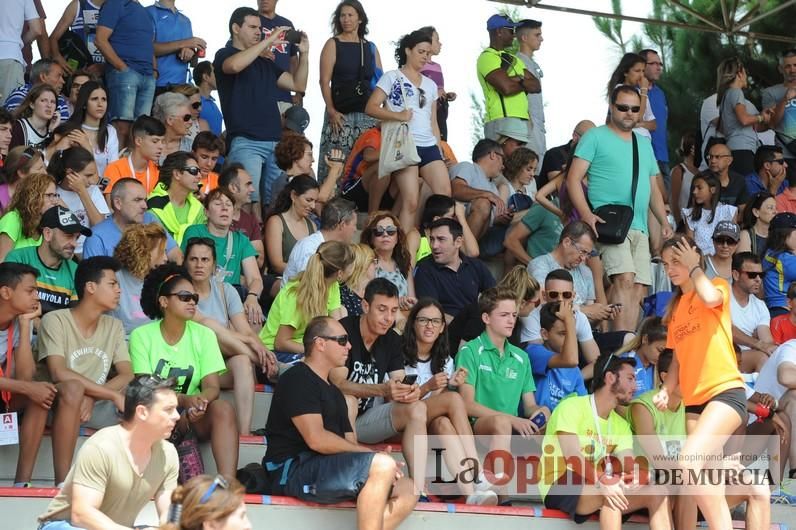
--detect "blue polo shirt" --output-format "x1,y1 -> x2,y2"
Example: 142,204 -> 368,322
525,343 -> 587,411
82,213 -> 178,259
199,94 -> 222,136
648,84 -> 669,163
213,44 -> 284,143
414,255 -> 496,318
260,13 -> 297,104
97,0 -> 154,75
745,172 -> 787,196
147,2 -> 193,86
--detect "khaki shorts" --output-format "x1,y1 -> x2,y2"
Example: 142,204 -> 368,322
597,229 -> 652,285
355,402 -> 398,444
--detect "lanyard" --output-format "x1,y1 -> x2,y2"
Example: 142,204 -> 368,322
0,322 -> 14,408
590,394 -> 614,476
128,156 -> 152,193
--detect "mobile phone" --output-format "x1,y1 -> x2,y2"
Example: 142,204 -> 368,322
401,374 -> 418,385
284,29 -> 303,45
530,410 -> 547,429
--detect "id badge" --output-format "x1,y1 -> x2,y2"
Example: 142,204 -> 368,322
0,412 -> 19,445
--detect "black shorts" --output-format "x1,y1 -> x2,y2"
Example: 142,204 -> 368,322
275,451 -> 376,504
684,387 -> 748,424
544,482 -> 636,524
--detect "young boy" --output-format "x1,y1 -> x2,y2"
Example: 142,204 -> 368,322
525,299 -> 587,411
103,115 -> 165,196
771,281 -> 796,344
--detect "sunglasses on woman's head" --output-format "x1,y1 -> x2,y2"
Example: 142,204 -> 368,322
200,475 -> 229,504
167,291 -> 199,303
182,166 -> 201,176
547,290 -> 574,300
374,226 -> 398,237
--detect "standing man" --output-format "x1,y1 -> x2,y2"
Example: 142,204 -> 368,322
214,7 -> 309,219
257,0 -> 300,112
567,85 -> 671,331
147,0 -> 206,92
0,0 -> 44,103
640,49 -> 670,191
763,49 -> 796,173
194,61 -> 222,136
516,19 -> 545,161
477,14 -> 539,141
95,0 -> 156,149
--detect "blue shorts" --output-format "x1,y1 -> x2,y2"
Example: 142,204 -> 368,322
416,145 -> 443,168
105,67 -> 155,122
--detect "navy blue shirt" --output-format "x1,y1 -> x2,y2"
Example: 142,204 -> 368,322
648,84 -> 669,163
260,13 -> 297,104
414,255 -> 496,318
147,2 -> 193,86
213,45 -> 284,143
745,171 -> 787,196
97,0 -> 155,75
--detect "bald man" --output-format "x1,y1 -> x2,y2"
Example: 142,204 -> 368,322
536,120 -> 595,189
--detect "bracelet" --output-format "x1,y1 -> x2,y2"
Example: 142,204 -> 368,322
689,266 -> 700,277
246,291 -> 260,298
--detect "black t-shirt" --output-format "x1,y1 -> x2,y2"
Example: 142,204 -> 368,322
213,45 -> 284,142
720,171 -> 750,207
340,315 -> 403,414
264,363 -> 352,463
538,142 -> 570,189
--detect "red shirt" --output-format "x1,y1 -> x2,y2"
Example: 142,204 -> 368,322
771,313 -> 796,344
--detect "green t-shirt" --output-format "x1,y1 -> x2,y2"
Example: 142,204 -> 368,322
172,201 -> 191,225
455,331 -> 535,416
626,388 -> 686,464
5,245 -> 77,315
574,126 -> 658,233
521,203 -> 563,259
181,224 -> 257,285
259,280 -> 342,351
539,395 -> 634,498
0,209 -> 43,249
129,320 -> 226,396
476,48 -> 529,121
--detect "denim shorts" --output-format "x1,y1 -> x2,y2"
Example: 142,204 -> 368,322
105,67 -> 156,122
416,145 -> 443,168
267,451 -> 375,504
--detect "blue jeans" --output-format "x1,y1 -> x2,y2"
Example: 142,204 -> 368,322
39,522 -> 83,530
105,67 -> 156,122
227,136 -> 280,206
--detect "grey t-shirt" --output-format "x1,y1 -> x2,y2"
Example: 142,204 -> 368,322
720,87 -> 759,151
449,161 -> 498,194
528,253 -> 595,307
198,281 -> 244,326
762,83 -> 796,158
110,269 -> 149,337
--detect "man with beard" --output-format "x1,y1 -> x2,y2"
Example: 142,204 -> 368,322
540,352 -> 672,528
6,206 -> 90,316
745,145 -> 788,196
567,85 -> 670,331
730,252 -> 777,372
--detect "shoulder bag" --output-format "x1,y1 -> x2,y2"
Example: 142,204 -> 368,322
591,132 -> 639,245
378,73 -> 421,177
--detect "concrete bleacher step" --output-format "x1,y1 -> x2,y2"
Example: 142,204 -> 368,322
218,383 -> 273,432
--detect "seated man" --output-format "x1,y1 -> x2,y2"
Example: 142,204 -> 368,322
731,252 -> 777,372
540,352 -> 671,528
82,178 -> 181,262
37,375 -> 179,530
456,287 -> 548,452
3,58 -> 70,122
264,316 -> 416,525
529,220 -> 616,324
330,279 -> 430,495
192,131 -> 223,196
450,138 -> 512,256
521,269 -> 601,378
217,163 -> 264,269
5,206 -> 90,316
414,218 -> 495,321
103,115 -> 164,196
525,300 -> 587,411
503,199 -> 564,266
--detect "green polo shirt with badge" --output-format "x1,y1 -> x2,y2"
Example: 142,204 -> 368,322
455,331 -> 535,416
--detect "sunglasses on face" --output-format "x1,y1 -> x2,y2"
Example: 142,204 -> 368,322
374,226 -> 398,237
713,237 -> 737,246
179,114 -> 192,122
770,159 -> 786,165
317,334 -> 349,346
191,101 -> 201,110
614,104 -> 641,113
547,291 -> 574,300
167,291 -> 199,303
182,166 -> 201,176
741,270 -> 763,279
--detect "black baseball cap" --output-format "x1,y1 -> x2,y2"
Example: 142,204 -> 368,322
39,206 -> 92,236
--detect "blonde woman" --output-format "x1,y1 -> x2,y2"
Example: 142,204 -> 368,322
260,241 -> 354,364
340,243 -> 377,317
0,172 -> 60,261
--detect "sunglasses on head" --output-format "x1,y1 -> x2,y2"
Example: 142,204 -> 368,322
615,104 -> 641,113
199,475 -> 229,504
317,334 -> 349,346
166,290 -> 199,303
182,166 -> 201,176
374,226 -> 398,237
547,290 -> 573,300
713,237 -> 737,246
191,101 -> 201,110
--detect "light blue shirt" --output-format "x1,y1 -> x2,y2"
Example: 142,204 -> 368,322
82,212 -> 177,259
147,1 -> 193,86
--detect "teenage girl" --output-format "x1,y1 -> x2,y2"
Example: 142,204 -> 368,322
682,172 -> 737,256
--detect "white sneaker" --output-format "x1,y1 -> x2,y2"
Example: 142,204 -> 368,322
466,489 -> 498,505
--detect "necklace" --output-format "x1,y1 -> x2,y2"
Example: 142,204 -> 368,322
81,123 -> 100,131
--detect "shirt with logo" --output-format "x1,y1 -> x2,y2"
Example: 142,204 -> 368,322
5,245 -> 77,315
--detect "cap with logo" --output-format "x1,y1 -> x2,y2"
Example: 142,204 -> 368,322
486,15 -> 518,32
712,221 -> 740,241
284,106 -> 310,134
39,206 -> 93,237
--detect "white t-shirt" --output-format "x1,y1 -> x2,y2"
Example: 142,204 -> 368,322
92,125 -> 120,178
754,340 -> 796,399
520,305 -> 594,343
730,289 -> 771,351
681,203 -> 737,256
282,230 -> 325,285
58,185 -> 111,254
404,356 -> 454,400
0,0 -> 38,65
376,70 -> 438,147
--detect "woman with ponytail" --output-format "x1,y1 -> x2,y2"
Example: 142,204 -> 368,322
613,316 -> 668,397
259,241 -> 354,365
160,474 -> 251,530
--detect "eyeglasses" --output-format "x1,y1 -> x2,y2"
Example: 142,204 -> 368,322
547,291 -> 574,300
191,101 -> 201,110
418,87 -> 426,109
713,237 -> 738,246
166,291 -> 199,303
374,226 -> 398,237
491,150 -> 505,160
741,270 -> 763,279
614,104 -> 641,113
182,166 -> 201,176
317,334 -> 349,346
416,316 -> 444,328
44,192 -> 61,200
572,241 -> 597,258
706,154 -> 732,160
200,475 -> 229,504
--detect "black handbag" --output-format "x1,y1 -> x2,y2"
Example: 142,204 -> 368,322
331,40 -> 371,114
592,132 -> 639,245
